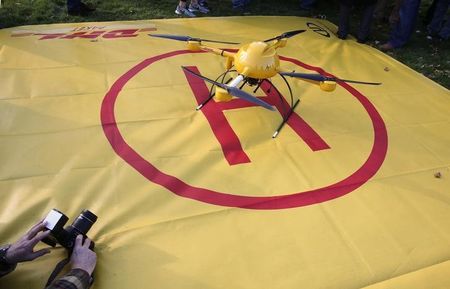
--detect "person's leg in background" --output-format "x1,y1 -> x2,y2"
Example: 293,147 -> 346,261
338,1 -> 352,39
232,0 -> 251,12
357,2 -> 376,43
438,17 -> 450,39
424,0 -> 439,25
67,0 -> 81,14
199,0 -> 209,8
67,0 -> 95,16
373,0 -> 389,21
427,0 -> 450,39
300,0 -> 317,10
381,0 -> 421,49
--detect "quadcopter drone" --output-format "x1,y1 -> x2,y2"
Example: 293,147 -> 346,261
150,30 -> 381,138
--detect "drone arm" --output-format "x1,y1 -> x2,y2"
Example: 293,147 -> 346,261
277,68 -> 337,92
263,39 -> 288,53
183,41 -> 235,59
277,68 -> 319,85
203,45 -> 236,70
214,74 -> 245,102
228,75 -> 245,87
199,45 -> 235,58
273,39 -> 288,49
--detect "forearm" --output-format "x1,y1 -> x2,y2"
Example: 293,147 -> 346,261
45,269 -> 91,289
0,262 -> 16,277
0,244 -> 17,278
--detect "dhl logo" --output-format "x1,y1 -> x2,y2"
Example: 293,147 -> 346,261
10,24 -> 156,40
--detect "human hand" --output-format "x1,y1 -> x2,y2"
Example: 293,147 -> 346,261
70,235 -> 97,276
5,220 -> 51,264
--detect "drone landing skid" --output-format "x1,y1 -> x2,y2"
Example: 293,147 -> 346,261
272,99 -> 300,138
261,78 -> 300,139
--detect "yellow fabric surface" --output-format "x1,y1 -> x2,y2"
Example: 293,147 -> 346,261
0,16 -> 449,289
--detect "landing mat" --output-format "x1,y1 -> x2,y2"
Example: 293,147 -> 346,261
1,16 -> 449,289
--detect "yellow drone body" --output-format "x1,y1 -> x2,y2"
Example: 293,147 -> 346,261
215,41 -> 281,102
234,42 -> 280,79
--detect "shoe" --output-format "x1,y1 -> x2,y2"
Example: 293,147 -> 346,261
379,42 -> 395,51
313,14 -> 326,19
199,0 -> 209,8
427,34 -> 445,44
189,3 -> 209,13
175,5 -> 196,17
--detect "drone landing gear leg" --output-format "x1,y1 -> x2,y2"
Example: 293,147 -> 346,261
253,81 -> 263,93
196,94 -> 214,111
272,99 -> 300,138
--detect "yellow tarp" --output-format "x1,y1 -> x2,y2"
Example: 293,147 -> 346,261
1,16 -> 449,289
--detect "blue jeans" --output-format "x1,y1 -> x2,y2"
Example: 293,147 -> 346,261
300,0 -> 316,10
439,18 -> 450,39
67,0 -> 81,11
232,0 -> 251,8
338,3 -> 376,41
388,0 -> 421,48
427,0 -> 450,39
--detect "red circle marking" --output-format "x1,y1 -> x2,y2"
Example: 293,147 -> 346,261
101,50 -> 388,210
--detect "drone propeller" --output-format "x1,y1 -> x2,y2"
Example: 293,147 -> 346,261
150,34 -> 240,45
182,66 -> 275,111
279,72 -> 382,85
264,29 -> 307,42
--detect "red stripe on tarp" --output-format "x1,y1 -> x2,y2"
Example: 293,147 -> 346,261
183,66 -> 251,166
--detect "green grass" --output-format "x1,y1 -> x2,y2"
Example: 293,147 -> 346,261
0,0 -> 449,88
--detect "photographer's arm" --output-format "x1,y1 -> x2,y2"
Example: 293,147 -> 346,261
0,221 -> 51,277
45,269 -> 91,289
46,235 -> 97,289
